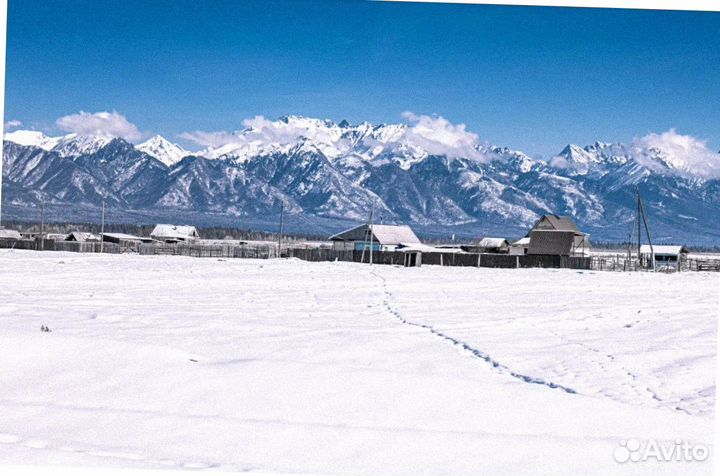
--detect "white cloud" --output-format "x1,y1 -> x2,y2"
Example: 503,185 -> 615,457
179,113 -> 487,161
400,112 -> 484,161
633,129 -> 720,179
4,119 -> 22,130
179,115 -> 351,156
55,111 -> 143,141
177,130 -> 239,148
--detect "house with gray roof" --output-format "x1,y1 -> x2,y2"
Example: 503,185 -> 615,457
329,224 -> 421,252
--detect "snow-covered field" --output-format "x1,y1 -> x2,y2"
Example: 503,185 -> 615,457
0,250 -> 716,475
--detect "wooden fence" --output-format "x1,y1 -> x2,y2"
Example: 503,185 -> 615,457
138,242 -> 276,259
0,238 -> 274,259
286,247 -> 593,270
2,236 -> 716,272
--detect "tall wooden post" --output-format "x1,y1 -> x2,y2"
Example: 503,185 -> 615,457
277,200 -> 284,258
636,188 -> 641,263
638,191 -> 656,272
0,1 -> 7,230
369,199 -> 375,265
100,199 -> 105,253
40,200 -> 45,251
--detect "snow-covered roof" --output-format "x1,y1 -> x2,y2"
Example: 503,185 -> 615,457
150,224 -> 200,240
103,232 -> 143,240
329,224 -> 420,245
66,231 -> 100,242
396,243 -> 463,253
477,237 -> 509,248
512,237 -> 531,246
640,245 -> 688,255
0,229 -> 22,239
530,215 -> 582,234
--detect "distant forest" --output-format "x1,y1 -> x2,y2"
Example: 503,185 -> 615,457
2,220 -> 328,243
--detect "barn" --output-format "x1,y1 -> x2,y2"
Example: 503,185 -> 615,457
527,230 -> 577,256
329,224 -> 421,252
525,215 -> 590,256
150,224 -> 201,243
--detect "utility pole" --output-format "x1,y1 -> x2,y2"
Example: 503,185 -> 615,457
369,199 -> 375,265
636,188 -> 641,262
0,0 -> 7,231
277,200 -> 284,258
40,200 -> 45,251
638,190 -> 656,272
100,199 -> 105,253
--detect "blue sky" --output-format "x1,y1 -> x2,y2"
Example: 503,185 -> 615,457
5,0 -> 720,156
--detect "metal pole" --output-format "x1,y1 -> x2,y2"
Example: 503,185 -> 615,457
100,199 -> 105,253
277,200 -> 284,258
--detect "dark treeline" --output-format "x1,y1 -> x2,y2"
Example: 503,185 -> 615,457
1,220 -> 328,243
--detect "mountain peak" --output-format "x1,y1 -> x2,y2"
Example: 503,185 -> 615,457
137,135 -> 189,166
4,130 -> 61,150
52,133 -> 115,157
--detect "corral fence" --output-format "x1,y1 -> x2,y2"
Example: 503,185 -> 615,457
590,254 -> 720,273
139,242 -> 277,259
0,237 -> 276,259
0,238 -> 123,254
3,236 -> 717,272
285,247 -> 593,270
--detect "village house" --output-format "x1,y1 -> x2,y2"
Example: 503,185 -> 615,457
150,224 -> 201,244
473,237 -> 510,254
0,229 -> 22,240
65,231 -> 100,242
329,224 -> 421,252
525,214 -> 590,256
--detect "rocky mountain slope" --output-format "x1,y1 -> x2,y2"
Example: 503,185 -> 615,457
3,117 -> 719,243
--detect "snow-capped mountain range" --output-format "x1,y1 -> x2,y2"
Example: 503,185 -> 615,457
3,116 -> 720,243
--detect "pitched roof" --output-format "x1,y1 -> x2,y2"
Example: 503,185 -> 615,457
66,231 -> 100,242
530,214 -> 581,234
150,224 -> 199,239
640,245 -> 688,255
0,229 -> 22,239
103,232 -> 143,240
477,237 -> 509,248
512,237 -> 531,246
329,224 -> 420,245
396,243 -> 462,253
527,230 -> 576,256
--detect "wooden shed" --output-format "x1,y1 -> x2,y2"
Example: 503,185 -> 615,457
640,244 -> 689,271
